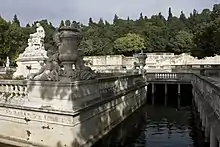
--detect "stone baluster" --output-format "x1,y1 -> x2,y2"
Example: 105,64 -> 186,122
0,85 -> 3,98
10,85 -> 14,98
152,83 -> 155,106
5,84 -> 9,93
14,85 -> 19,97
165,84 -> 167,107
177,84 -> 181,109
22,86 -> 27,96
210,126 -> 217,147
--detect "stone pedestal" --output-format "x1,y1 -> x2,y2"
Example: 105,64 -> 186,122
26,80 -> 101,111
13,57 -> 47,78
13,23 -> 48,78
0,74 -> 146,147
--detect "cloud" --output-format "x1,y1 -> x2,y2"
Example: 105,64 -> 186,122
0,0 -> 218,26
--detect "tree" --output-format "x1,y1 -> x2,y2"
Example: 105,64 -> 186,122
98,18 -> 104,26
114,33 -> 145,55
170,30 -> 194,53
139,13 -> 144,20
59,20 -> 64,27
180,11 -> 187,22
12,14 -> 20,27
168,7 -> 173,21
88,17 -> 94,27
26,23 -> 30,27
113,14 -> 119,24
0,3 -> 220,59
65,20 -> 71,26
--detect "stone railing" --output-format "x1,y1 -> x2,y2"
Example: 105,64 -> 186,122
145,72 -> 192,82
98,74 -> 144,98
145,72 -> 220,120
0,80 -> 27,104
24,74 -> 146,112
191,74 -> 220,119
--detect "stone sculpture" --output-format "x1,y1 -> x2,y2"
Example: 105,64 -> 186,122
19,23 -> 47,58
5,57 -> 10,68
30,21 -> 96,81
133,51 -> 147,74
13,23 -> 48,78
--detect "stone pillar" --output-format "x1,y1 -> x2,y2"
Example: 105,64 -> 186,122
200,65 -> 205,76
152,83 -> 155,106
201,108 -> 206,131
204,116 -> 210,142
177,84 -> 181,109
192,87 -> 196,105
165,84 -> 167,107
210,126 -> 217,147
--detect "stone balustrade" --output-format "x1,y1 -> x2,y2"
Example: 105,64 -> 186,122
0,80 -> 27,105
145,72 -> 220,146
191,74 -> 220,119
0,72 -> 220,146
98,74 -> 143,97
0,74 -> 147,147
145,72 -> 192,83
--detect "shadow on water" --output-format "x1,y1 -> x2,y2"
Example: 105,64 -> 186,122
93,104 -> 209,147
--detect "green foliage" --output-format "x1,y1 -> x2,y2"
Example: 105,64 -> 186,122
169,30 -> 194,53
0,4 -> 220,61
114,33 -> 145,54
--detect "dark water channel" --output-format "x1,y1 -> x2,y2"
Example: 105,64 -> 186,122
93,84 -> 208,147
93,105 -> 208,147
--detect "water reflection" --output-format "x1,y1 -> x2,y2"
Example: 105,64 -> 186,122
93,105 -> 208,147
126,106 -> 194,147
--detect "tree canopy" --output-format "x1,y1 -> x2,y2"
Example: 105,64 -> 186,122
0,3 -> 220,62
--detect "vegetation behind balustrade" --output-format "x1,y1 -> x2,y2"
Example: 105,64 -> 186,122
0,4 -> 220,65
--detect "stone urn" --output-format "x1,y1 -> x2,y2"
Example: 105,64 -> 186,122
135,51 -> 147,68
134,50 -> 147,74
57,24 -> 81,77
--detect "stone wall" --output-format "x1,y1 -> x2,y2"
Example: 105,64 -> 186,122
192,74 -> 220,146
0,74 -> 147,147
84,53 -> 220,73
143,72 -> 220,146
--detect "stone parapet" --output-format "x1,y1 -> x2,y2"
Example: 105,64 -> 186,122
0,74 -> 147,147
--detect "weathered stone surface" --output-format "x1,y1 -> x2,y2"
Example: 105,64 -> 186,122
0,74 -> 147,147
30,22 -> 96,82
13,23 -> 48,78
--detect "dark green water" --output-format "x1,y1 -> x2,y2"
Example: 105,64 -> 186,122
93,105 -> 208,147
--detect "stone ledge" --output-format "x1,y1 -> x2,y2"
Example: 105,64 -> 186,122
0,85 -> 146,147
0,83 -> 146,118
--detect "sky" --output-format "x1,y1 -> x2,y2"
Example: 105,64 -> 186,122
0,0 -> 219,27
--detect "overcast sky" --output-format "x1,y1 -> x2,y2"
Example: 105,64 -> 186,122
0,0 -> 219,26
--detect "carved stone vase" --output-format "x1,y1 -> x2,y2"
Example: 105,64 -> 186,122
57,25 -> 81,78
137,51 -> 147,68
134,51 -> 147,74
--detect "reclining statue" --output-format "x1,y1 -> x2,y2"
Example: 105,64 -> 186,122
29,53 -> 61,81
29,21 -> 97,81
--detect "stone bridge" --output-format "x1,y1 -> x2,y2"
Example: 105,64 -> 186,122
146,72 -> 220,147
0,74 -> 147,147
0,73 -> 219,146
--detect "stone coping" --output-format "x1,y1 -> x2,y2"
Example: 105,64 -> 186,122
146,72 -> 220,93
0,74 -> 141,85
0,80 -> 27,85
25,74 -> 142,86
16,57 -> 48,62
0,82 -> 146,116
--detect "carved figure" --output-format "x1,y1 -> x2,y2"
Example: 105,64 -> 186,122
30,23 -> 45,39
5,57 -> 10,68
19,23 -> 47,58
29,53 -> 61,81
30,22 -> 97,81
